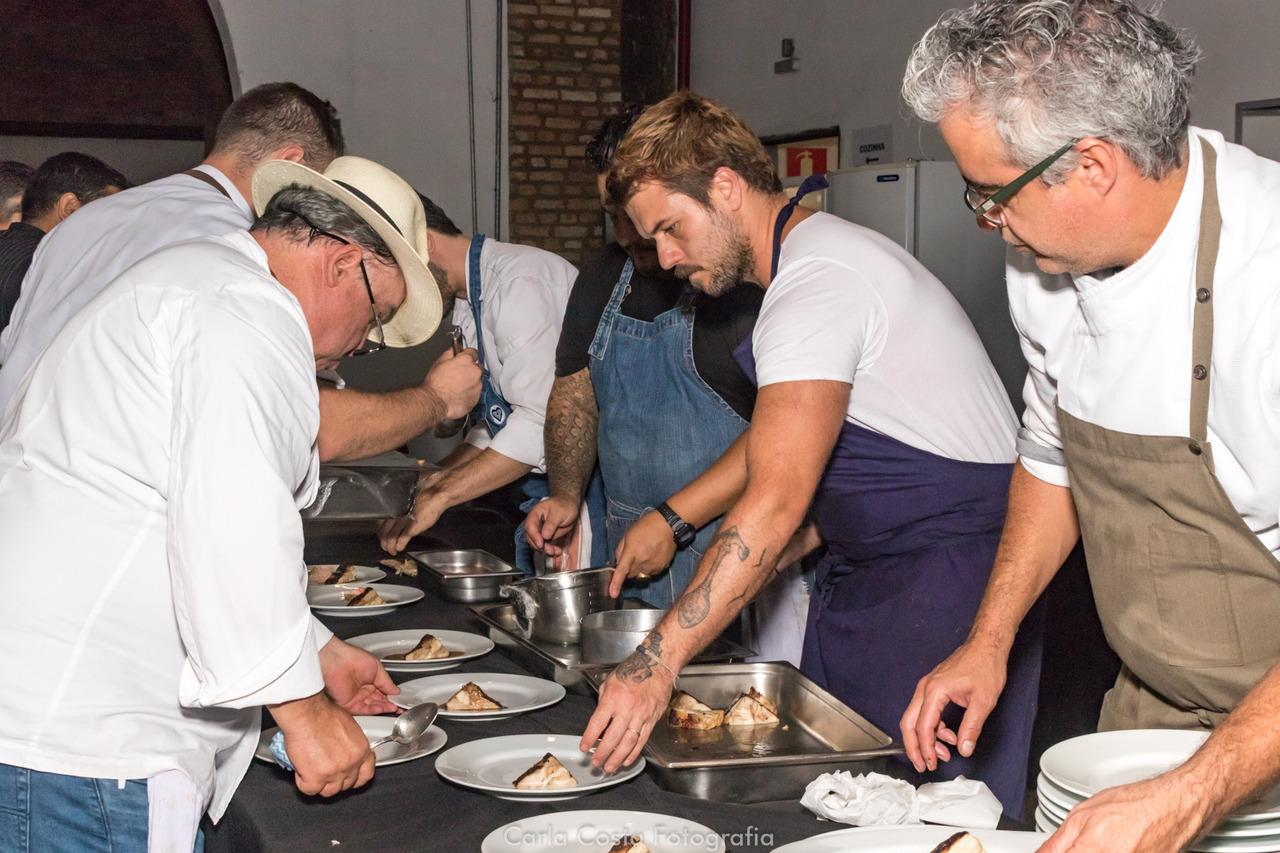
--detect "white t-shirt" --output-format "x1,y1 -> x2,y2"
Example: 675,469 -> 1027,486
0,165 -> 252,413
452,237 -> 577,472
1012,127 -> 1280,555
0,232 -> 325,822
753,211 -> 1017,464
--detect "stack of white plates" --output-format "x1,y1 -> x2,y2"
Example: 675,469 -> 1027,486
1037,730 -> 1280,852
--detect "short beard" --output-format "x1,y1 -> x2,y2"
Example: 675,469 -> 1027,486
676,210 -> 752,297
429,260 -> 456,317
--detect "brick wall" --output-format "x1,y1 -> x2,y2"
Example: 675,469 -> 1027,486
508,0 -> 622,267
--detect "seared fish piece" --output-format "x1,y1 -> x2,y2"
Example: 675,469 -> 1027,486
308,564 -> 357,585
444,681 -> 504,711
404,634 -> 450,661
667,690 -> 725,730
513,752 -> 578,789
380,555 -> 418,576
606,835 -> 651,853
344,587 -> 386,607
929,831 -> 988,853
724,687 -> 780,726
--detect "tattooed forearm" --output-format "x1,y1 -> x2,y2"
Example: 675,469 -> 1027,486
612,650 -> 654,682
643,629 -> 664,659
677,527 -> 750,628
544,370 -> 599,501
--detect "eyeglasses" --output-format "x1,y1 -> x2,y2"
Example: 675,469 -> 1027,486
964,138 -> 1081,227
289,208 -> 386,356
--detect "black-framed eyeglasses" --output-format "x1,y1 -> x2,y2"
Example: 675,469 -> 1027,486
288,208 -> 386,356
964,138 -> 1081,227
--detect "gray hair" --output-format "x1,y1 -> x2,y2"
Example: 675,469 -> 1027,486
902,0 -> 1201,181
252,184 -> 393,261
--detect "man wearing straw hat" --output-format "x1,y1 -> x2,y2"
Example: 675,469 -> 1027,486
0,155 -> 438,851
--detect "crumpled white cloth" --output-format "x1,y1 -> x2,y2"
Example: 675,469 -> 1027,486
800,772 -> 1002,829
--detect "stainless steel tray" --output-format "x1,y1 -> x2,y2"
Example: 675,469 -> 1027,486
410,549 -> 520,604
591,661 -> 904,802
470,600 -> 754,694
304,452 -> 435,521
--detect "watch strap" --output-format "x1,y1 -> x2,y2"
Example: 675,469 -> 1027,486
656,501 -> 696,550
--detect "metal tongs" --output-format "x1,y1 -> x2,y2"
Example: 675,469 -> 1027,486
434,327 -> 471,438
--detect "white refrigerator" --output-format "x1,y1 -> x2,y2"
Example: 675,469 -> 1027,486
799,160 -> 1026,411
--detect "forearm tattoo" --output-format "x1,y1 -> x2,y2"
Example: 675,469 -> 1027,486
545,371 -> 599,501
677,527 -> 756,629
612,650 -> 654,682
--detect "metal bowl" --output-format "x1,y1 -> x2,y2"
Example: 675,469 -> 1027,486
580,607 -> 667,664
499,566 -> 619,644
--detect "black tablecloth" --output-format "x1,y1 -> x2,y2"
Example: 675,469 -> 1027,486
203,500 -> 1034,852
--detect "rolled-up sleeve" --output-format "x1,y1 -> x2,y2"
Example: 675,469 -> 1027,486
470,277 -> 561,472
166,293 -> 325,710
1007,250 -> 1071,488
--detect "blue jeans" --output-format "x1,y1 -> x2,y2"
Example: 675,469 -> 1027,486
0,764 -> 204,853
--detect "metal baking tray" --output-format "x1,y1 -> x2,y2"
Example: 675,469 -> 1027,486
303,451 -> 435,521
470,600 -> 754,694
410,549 -> 521,604
589,661 -> 904,802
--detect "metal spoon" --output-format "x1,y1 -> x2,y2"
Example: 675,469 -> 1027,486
368,702 -> 438,752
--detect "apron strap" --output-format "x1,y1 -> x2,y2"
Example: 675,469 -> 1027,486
1190,140 -> 1221,446
770,173 -> 828,280
181,169 -> 231,199
587,258 -> 635,361
467,233 -> 489,368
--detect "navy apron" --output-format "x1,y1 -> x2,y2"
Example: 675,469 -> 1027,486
735,179 -> 1043,817
465,235 -> 563,572
589,259 -> 748,607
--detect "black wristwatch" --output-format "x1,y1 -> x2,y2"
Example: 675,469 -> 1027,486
656,501 -> 696,550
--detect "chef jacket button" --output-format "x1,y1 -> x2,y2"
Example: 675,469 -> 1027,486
1193,364 -> 1208,380
1196,288 -> 1211,303
1189,440 -> 1203,455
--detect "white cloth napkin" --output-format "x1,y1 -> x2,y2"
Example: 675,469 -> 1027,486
800,771 -> 1002,829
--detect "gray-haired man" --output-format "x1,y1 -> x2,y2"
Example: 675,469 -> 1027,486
900,2 -> 1280,850
0,156 -> 434,851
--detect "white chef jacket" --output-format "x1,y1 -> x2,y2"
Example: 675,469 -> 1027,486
754,211 -> 1017,465
0,165 -> 252,414
1011,127 -> 1280,555
0,231 -> 327,822
451,237 -> 576,472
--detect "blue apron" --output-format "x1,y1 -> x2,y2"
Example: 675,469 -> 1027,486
589,259 -> 748,607
736,179 -> 1043,817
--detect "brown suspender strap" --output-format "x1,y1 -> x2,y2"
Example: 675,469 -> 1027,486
1189,140 -> 1221,446
181,169 -> 232,200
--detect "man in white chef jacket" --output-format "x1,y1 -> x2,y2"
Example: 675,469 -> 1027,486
0,156 -> 440,851
378,194 -> 577,568
899,2 -> 1280,851
0,82 -> 480,459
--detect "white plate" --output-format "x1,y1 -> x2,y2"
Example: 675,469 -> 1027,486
434,734 -> 645,801
1035,805 -> 1059,834
1041,730 -> 1280,822
772,826 -> 1051,853
1192,831 -> 1280,853
306,564 -> 386,586
392,672 -> 565,719
1038,792 -> 1070,823
254,715 -> 446,768
1036,772 -> 1084,811
481,809 -> 724,853
346,629 -> 494,673
306,583 -> 424,617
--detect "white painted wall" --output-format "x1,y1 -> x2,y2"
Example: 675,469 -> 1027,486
691,0 -> 1280,164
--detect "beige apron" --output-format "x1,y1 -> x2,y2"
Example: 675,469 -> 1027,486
1058,142 -> 1280,731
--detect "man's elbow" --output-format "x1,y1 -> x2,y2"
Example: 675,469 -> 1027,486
315,420 -> 353,463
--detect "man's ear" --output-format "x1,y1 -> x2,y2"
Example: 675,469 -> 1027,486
272,144 -> 307,164
326,241 -> 364,289
1073,138 -> 1121,200
710,166 -> 744,212
54,192 -> 82,224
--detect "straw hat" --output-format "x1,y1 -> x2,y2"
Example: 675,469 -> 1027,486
251,156 -> 442,347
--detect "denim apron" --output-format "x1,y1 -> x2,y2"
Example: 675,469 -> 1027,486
589,259 -> 748,606
465,235 -> 557,572
1058,142 -> 1280,731
732,177 -> 1043,817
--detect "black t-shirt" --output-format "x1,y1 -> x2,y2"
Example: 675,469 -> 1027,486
555,243 -> 762,421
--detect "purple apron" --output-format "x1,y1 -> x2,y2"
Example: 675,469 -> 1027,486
740,181 -> 1043,816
